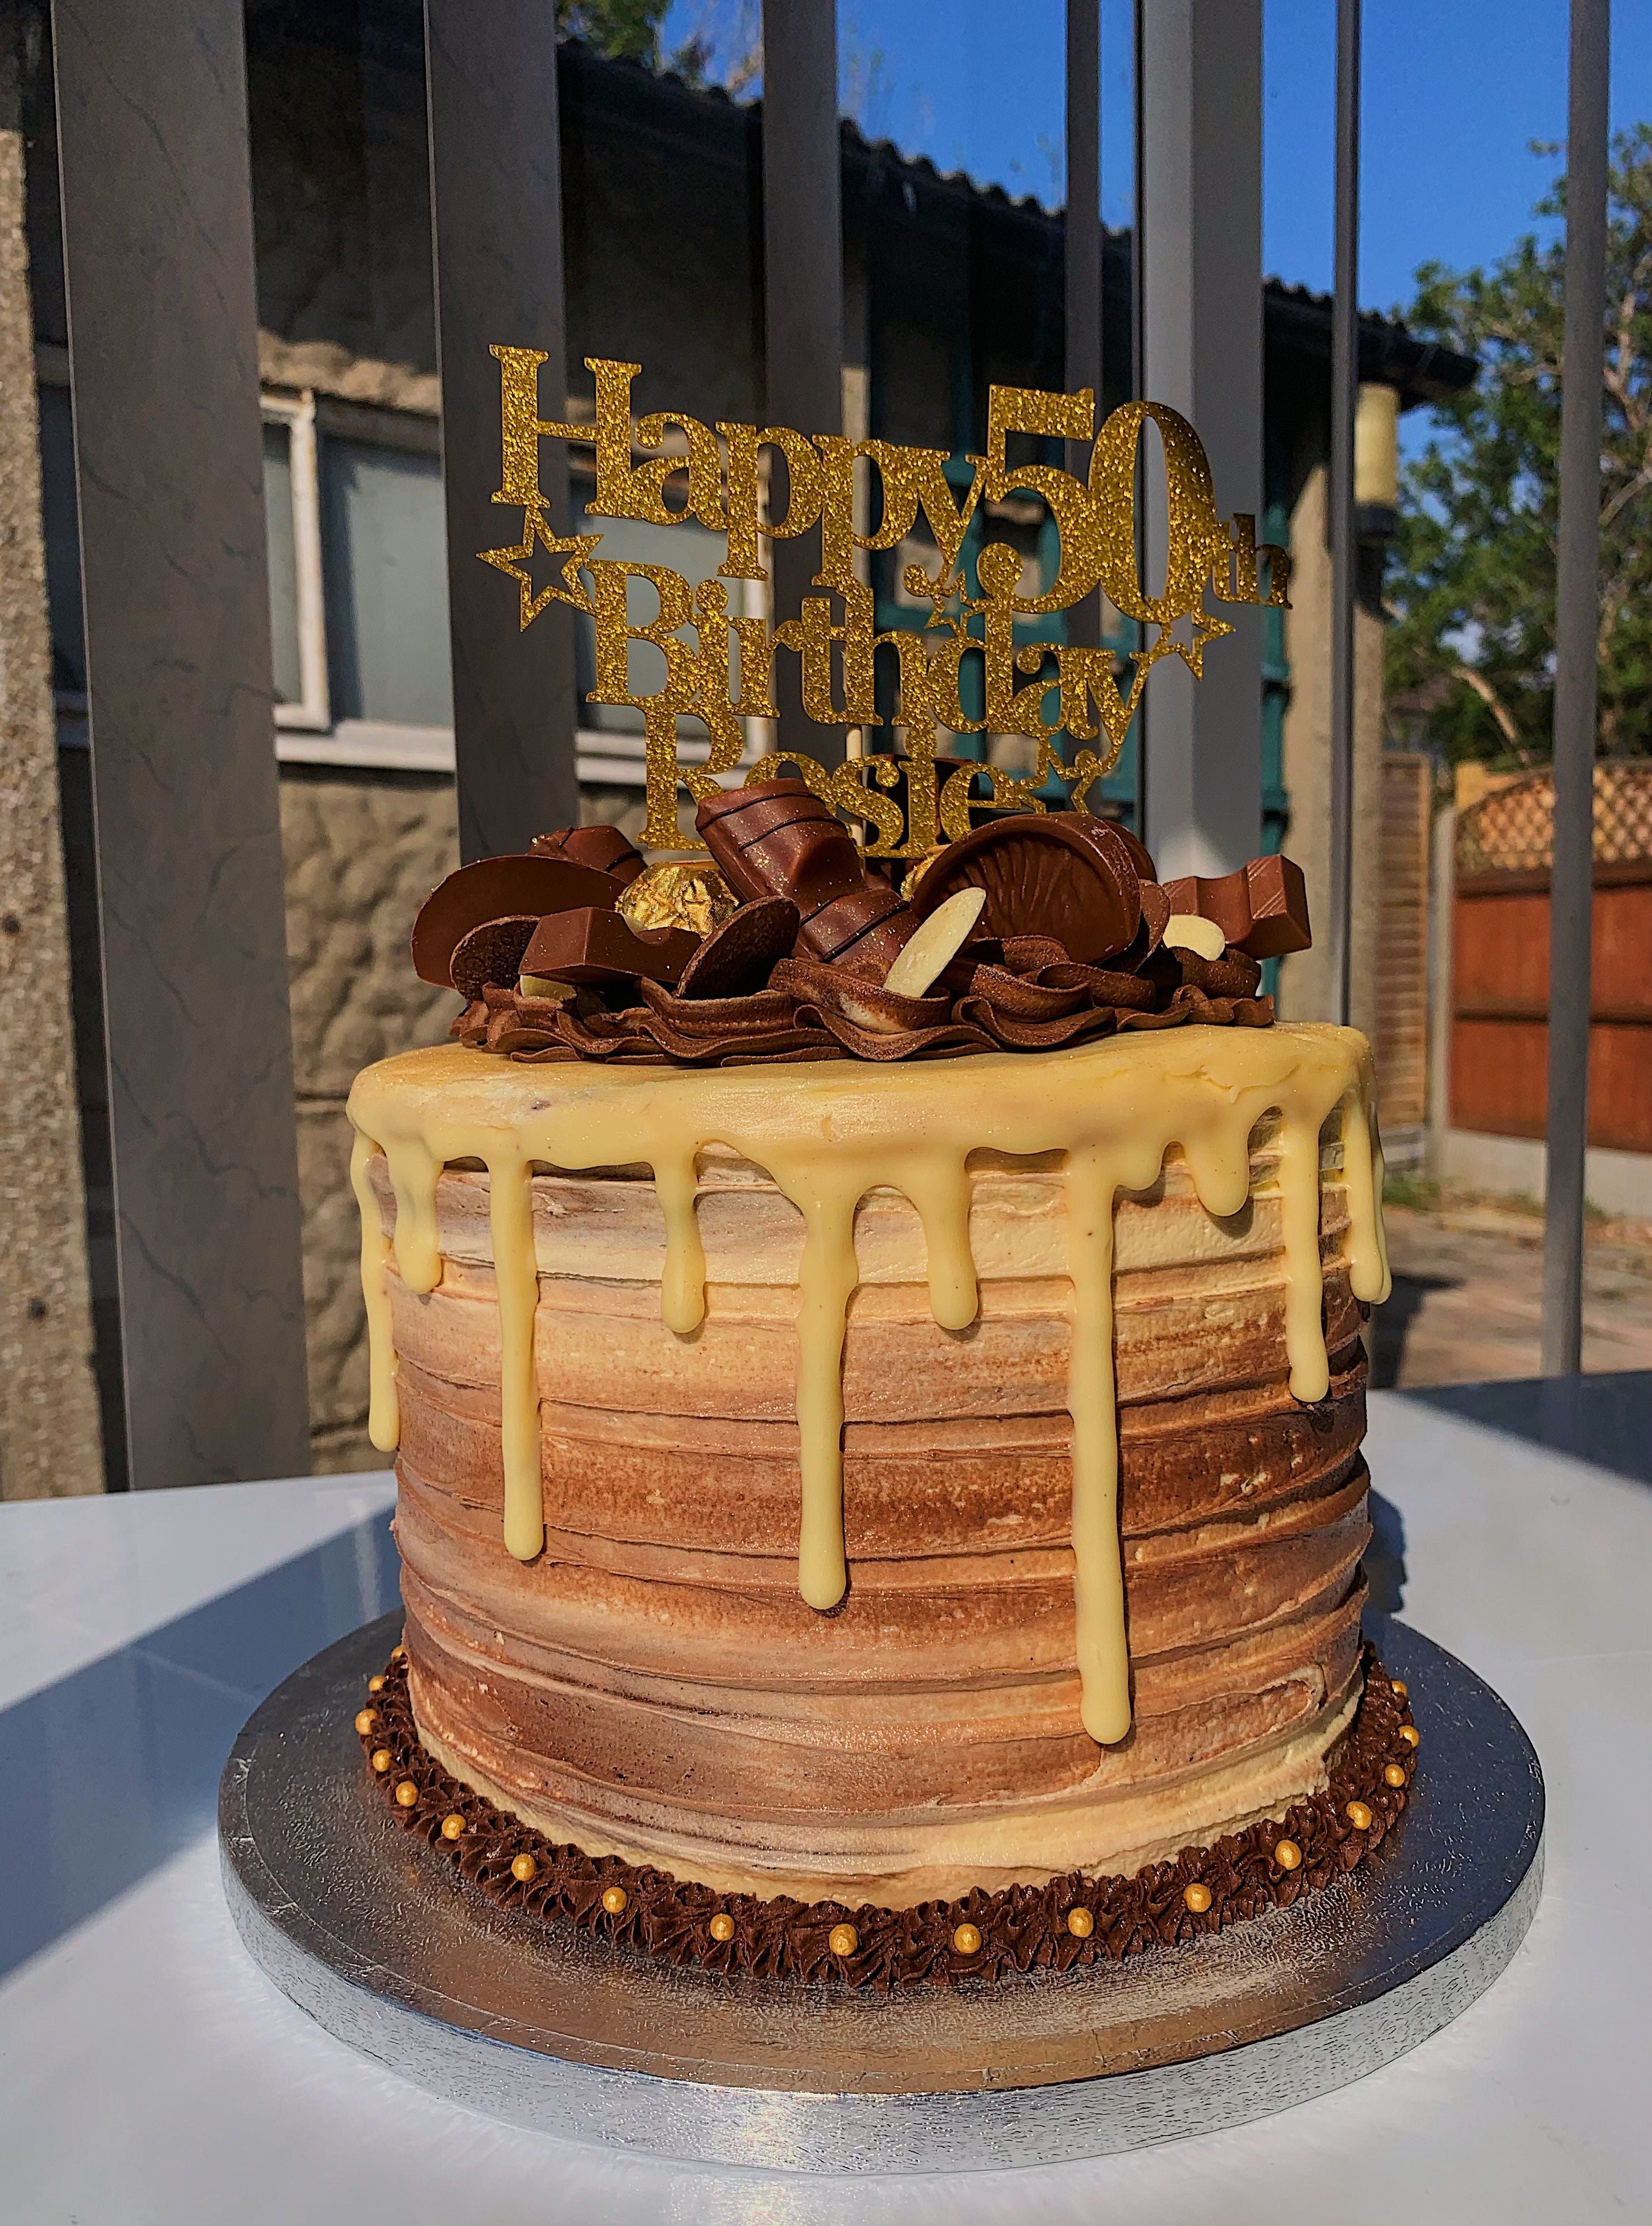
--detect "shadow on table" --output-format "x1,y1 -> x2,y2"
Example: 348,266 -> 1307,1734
0,1511 -> 398,1985
1368,1269 -> 1460,1390
1392,1370 -> 1651,1487
1363,1490 -> 1407,1618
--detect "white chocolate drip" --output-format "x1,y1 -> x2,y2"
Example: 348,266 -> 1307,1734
347,1024 -> 1388,1744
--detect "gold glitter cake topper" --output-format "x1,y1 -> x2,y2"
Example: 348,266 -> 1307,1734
480,351 -> 1291,852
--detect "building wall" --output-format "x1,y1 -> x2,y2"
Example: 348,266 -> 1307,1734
279,765 -> 456,1471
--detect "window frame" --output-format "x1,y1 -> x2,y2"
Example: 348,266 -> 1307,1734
261,389 -> 331,734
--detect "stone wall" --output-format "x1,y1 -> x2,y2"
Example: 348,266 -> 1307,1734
0,109 -> 102,1501
280,764 -> 457,1469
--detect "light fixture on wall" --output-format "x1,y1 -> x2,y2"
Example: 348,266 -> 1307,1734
1354,381 -> 1399,542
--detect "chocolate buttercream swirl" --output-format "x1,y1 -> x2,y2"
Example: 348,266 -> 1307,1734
454,936 -> 1273,1069
358,1647 -> 1416,1992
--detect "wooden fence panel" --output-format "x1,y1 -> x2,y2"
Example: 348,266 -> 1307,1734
1451,871 -> 1652,1153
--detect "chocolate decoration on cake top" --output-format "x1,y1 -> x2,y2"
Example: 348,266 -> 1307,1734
410,790 -> 1309,1069
675,897 -> 801,1000
519,908 -> 699,988
1162,855 -> 1312,960
910,815 -> 1144,965
530,824 -> 647,886
696,780 -> 917,979
410,852 -> 625,988
450,916 -> 540,1004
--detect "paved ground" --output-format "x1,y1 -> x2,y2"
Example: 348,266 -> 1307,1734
1370,1179 -> 1652,1389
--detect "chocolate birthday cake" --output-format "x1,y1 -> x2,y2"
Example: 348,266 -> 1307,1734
346,784 -> 1414,1989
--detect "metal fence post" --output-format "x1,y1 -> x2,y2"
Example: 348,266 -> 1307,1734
1136,0 -> 1263,879
1541,0 -> 1611,1377
1327,0 -> 1362,1028
425,0 -> 579,860
1065,0 -> 1103,657
51,0 -> 310,1487
761,0 -> 844,772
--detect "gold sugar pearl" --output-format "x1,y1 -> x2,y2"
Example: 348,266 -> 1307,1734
709,1913 -> 735,1944
440,1813 -> 467,1841
354,1709 -> 377,1736
602,1886 -> 629,1916
1345,1800 -> 1374,1831
828,1923 -> 859,1957
391,1645 -> 408,1662
1384,1763 -> 1408,1789
510,1853 -> 538,1883
394,1780 -> 420,1808
1273,1839 -> 1303,1871
370,1748 -> 393,1774
1183,1882 -> 1212,1914
1066,1907 -> 1094,1939
1400,1724 -> 1421,1748
952,1922 -> 983,1956
367,1676 -> 386,1694
1390,1679 -> 1408,1698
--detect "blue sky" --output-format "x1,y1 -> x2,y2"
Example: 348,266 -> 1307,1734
663,0 -> 1652,316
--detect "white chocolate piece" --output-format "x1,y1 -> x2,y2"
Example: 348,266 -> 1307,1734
518,974 -> 574,1000
882,887 -> 987,998
348,1024 -> 1387,1747
1162,913 -> 1226,961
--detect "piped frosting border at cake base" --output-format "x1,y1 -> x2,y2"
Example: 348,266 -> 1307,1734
355,1646 -> 1420,1991
347,1023 -> 1390,1749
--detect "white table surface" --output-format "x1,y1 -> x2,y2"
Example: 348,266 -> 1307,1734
2,1386 -> 1647,2226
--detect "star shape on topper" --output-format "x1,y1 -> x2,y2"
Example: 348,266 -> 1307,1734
1131,603 -> 1235,685
479,504 -> 602,629
902,560 -> 983,643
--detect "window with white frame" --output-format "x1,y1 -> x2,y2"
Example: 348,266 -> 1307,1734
261,391 -> 457,770
260,393 -> 767,787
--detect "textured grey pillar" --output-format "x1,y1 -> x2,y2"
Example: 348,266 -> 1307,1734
1541,0 -> 1611,1377
426,0 -> 579,860
52,0 -> 310,1487
1065,0 -> 1103,655
761,0 -> 844,770
1137,0 -> 1263,878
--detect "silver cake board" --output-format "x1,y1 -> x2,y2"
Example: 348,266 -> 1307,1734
219,1611 -> 1542,2174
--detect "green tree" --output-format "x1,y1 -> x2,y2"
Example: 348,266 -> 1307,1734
553,0 -> 758,88
1386,126 -> 1652,766
554,1 -> 670,67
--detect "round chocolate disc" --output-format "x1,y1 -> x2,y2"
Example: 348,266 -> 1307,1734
449,916 -> 540,1003
674,897 -> 800,1000
1105,821 -> 1158,883
411,855 -> 622,988
910,815 -> 1142,965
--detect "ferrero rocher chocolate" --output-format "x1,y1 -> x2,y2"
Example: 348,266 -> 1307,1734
618,860 -> 740,938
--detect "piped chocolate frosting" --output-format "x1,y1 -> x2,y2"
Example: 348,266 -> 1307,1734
359,1646 -> 1416,1992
